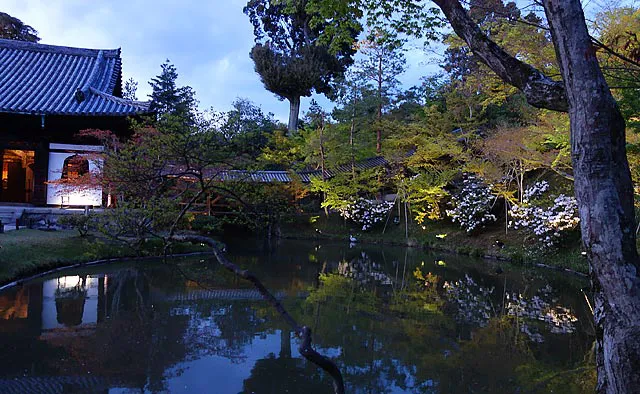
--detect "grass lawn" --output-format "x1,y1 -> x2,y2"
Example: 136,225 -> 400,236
0,229 -> 206,285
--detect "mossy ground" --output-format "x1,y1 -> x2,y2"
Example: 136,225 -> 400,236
0,229 -> 205,285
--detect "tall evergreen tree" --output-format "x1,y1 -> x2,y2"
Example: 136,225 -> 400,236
122,78 -> 139,101
0,12 -> 39,42
354,30 -> 406,152
148,60 -> 197,124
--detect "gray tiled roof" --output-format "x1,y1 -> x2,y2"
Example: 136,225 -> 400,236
0,38 -> 150,116
164,157 -> 388,184
219,170 -> 293,183
298,156 -> 388,182
212,157 -> 388,183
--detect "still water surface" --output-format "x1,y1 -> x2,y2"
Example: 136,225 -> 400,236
0,239 -> 593,393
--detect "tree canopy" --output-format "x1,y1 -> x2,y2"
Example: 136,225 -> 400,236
0,12 -> 40,42
148,60 -> 198,124
244,0 -> 362,132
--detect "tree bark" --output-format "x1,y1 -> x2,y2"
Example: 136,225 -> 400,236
288,96 -> 301,134
350,93 -> 357,175
433,0 -> 567,112
543,1 -> 640,392
376,55 -> 383,153
431,0 -> 640,391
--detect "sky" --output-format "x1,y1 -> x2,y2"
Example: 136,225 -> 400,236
3,0 -> 438,123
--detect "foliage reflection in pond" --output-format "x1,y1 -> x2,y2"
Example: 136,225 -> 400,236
301,260 -> 595,393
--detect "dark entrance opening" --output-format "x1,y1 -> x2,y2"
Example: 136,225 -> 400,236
61,154 -> 89,180
1,150 -> 35,203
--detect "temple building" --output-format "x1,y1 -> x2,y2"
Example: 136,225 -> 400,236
0,38 -> 150,206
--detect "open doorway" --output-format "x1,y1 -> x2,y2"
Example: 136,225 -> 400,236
1,150 -> 35,203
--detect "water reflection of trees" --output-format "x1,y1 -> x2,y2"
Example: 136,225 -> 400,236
443,274 -> 495,327
0,243 -> 595,393
337,251 -> 393,285
178,301 -> 266,363
442,275 -> 580,343
300,254 -> 594,393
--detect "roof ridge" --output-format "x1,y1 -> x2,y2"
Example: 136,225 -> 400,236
0,38 -> 120,58
108,48 -> 122,94
88,87 -> 150,110
77,50 -> 105,102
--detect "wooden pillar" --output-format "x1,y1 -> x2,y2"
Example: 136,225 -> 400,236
0,148 -> 4,202
31,142 -> 48,205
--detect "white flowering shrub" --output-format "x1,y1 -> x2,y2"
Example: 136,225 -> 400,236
339,198 -> 394,231
510,181 -> 579,249
446,175 -> 497,233
522,180 -> 549,201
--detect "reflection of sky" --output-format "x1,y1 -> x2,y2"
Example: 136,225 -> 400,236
166,331 -> 282,393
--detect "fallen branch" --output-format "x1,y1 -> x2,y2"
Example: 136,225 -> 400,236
173,234 -> 345,394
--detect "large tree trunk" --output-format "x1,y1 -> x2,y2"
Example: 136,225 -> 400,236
543,1 -> 640,392
432,0 -> 640,391
288,96 -> 301,134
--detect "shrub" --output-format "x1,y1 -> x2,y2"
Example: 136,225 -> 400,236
338,198 -> 394,231
509,181 -> 579,250
190,215 -> 223,234
58,213 -> 96,237
446,175 -> 497,233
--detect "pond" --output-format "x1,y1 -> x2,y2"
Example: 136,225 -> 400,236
0,238 -> 594,393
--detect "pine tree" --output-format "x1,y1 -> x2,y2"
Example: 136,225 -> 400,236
148,60 -> 197,123
122,78 -> 138,101
244,0 -> 361,133
0,12 -> 39,42
354,29 -> 406,152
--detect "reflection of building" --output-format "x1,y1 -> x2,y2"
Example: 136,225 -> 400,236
0,275 -> 107,340
0,284 -> 42,336
0,273 -> 145,391
0,38 -> 150,206
42,275 -> 103,330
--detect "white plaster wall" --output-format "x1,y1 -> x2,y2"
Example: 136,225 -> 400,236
41,276 -> 100,330
47,151 -> 102,206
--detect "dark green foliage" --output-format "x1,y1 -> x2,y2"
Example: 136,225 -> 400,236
219,98 -> 279,161
249,44 -> 342,100
244,0 -> 361,131
0,12 -> 39,42
58,214 -> 96,237
148,60 -> 197,123
189,215 -> 223,235
122,77 -> 138,100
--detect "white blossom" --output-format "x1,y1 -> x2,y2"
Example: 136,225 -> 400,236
446,175 -> 497,233
339,198 -> 394,231
510,182 -> 579,250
